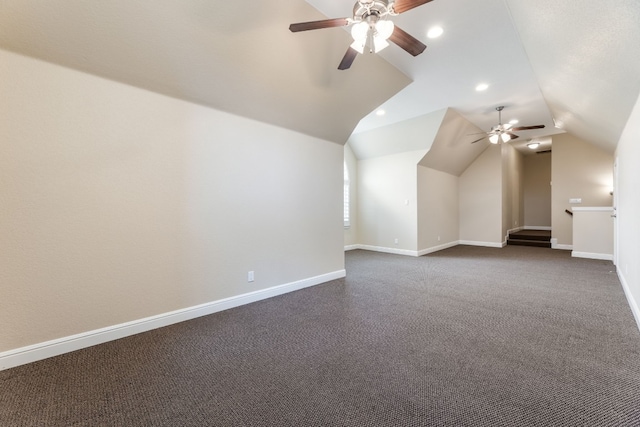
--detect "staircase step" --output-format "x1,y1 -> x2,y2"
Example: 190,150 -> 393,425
507,239 -> 551,248
512,234 -> 550,242
508,231 -> 551,242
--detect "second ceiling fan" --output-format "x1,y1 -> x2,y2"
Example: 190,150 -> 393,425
289,0 -> 433,70
470,106 -> 546,145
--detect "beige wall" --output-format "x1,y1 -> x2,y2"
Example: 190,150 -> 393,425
0,49 -> 344,353
459,145 -> 503,245
344,144 -> 358,247
615,92 -> 640,326
502,144 -> 525,239
572,208 -> 614,258
417,166 -> 459,251
551,133 -> 613,247
357,150 -> 426,252
523,152 -> 552,227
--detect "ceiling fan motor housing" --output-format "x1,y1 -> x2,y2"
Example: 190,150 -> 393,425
353,0 -> 394,21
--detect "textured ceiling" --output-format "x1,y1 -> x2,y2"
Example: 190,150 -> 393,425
505,0 -> 640,152
310,0 -> 640,154
0,0 -> 410,144
1,0 -> 639,153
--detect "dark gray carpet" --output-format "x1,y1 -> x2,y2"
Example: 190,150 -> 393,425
2,245 -> 640,426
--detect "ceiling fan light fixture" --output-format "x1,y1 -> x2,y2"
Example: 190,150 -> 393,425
501,133 -> 511,143
373,36 -> 390,53
489,134 -> 500,144
375,19 -> 395,40
350,39 -> 366,54
351,21 -> 369,42
527,142 -> 540,149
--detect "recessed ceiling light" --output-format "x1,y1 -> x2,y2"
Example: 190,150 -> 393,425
376,109 -> 386,116
475,83 -> 489,92
427,26 -> 444,39
509,119 -> 519,125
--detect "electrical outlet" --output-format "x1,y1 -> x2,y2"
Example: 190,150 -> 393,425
569,198 -> 582,204
248,271 -> 254,282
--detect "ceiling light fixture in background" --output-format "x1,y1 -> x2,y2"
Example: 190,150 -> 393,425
475,83 -> 489,91
376,109 -> 386,116
527,142 -> 540,149
427,26 -> 443,39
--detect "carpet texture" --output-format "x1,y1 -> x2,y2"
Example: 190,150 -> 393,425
2,246 -> 640,426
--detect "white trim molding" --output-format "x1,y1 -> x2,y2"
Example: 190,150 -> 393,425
507,226 -> 524,235
572,206 -> 614,212
350,241 -> 461,257
551,238 -> 573,250
0,270 -> 346,371
524,226 -> 552,231
459,240 -> 504,248
356,244 -> 420,257
572,251 -> 613,261
618,269 -> 640,333
344,244 -> 359,251
417,241 -> 459,256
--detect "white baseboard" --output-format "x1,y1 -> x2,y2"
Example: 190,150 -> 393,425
417,241 -> 459,256
524,226 -> 552,231
507,226 -> 524,235
551,238 -> 573,250
344,245 -> 359,251
572,251 -> 613,261
356,244 -> 419,257
0,270 -> 346,371
459,240 -> 504,248
617,269 -> 640,333
349,241 -> 461,257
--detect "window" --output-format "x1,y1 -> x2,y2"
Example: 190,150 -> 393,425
344,161 -> 350,228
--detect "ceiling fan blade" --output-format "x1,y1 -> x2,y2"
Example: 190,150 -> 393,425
392,0 -> 434,14
470,136 -> 487,144
338,47 -> 358,70
289,18 -> 349,32
389,26 -> 427,56
505,132 -> 520,141
511,125 -> 545,131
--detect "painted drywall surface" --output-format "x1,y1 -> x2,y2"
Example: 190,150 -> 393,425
572,209 -> 614,257
0,49 -> 344,352
502,144 -> 525,239
615,91 -> 640,321
344,144 -> 358,248
459,145 -> 503,244
419,108 -> 489,177
523,152 -> 552,227
417,166 -> 459,250
357,150 -> 426,251
551,133 -> 614,246
348,109 -> 447,160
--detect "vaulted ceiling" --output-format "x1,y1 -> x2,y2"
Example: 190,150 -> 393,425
1,0 -> 639,152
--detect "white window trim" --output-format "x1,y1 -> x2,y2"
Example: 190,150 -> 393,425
344,161 -> 350,228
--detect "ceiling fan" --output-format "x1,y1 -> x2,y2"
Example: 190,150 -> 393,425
289,0 -> 432,70
470,106 -> 546,144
